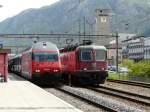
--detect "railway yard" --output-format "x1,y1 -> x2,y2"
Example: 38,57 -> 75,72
1,1 -> 150,112
0,73 -> 149,112
5,40 -> 150,112
45,77 -> 150,112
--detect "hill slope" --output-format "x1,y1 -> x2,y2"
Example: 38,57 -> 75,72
0,0 -> 150,35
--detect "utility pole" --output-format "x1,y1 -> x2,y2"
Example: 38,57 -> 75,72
125,23 -> 129,59
86,19 -> 91,40
78,19 -> 81,43
83,16 -> 86,40
116,32 -> 119,72
78,0 -> 81,43
86,18 -> 96,41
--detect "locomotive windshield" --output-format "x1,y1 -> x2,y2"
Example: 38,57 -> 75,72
32,53 -> 58,62
95,50 -> 106,61
80,50 -> 92,61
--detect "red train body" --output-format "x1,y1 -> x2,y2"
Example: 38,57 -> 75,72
9,41 -> 61,83
60,43 -> 108,85
0,49 -> 11,82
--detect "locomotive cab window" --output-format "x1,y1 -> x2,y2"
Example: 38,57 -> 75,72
95,50 -> 106,61
80,50 -> 92,61
32,53 -> 58,62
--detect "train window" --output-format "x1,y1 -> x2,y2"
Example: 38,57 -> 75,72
95,50 -> 106,61
80,50 -> 92,61
32,53 -> 58,62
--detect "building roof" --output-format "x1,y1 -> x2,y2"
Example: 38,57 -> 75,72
0,49 -> 11,54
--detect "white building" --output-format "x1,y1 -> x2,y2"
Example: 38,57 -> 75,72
144,37 -> 150,60
122,36 -> 150,61
128,38 -> 144,61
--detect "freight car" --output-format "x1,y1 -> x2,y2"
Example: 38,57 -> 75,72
60,41 -> 108,85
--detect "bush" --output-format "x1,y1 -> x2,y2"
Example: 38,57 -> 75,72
128,60 -> 150,77
119,59 -> 134,68
119,59 -> 150,77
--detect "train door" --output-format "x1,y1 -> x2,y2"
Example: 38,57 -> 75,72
0,54 -> 7,82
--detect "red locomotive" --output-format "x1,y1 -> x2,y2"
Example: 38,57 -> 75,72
9,41 -> 61,84
60,41 -> 108,85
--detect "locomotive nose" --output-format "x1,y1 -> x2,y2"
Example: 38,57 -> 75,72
92,62 -> 97,69
34,62 -> 61,73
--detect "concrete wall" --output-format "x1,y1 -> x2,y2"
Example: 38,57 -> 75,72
95,9 -> 111,45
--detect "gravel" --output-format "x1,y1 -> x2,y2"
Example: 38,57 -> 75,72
105,81 -> 150,97
9,73 -> 149,112
57,85 -> 144,112
45,87 -> 107,112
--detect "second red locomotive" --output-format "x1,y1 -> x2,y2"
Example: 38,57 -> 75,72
60,41 -> 108,85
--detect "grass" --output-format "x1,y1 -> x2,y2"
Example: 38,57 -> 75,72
107,71 -> 128,80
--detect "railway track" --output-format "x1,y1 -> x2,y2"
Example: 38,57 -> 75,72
56,87 -> 117,112
107,79 -> 150,88
87,85 -> 150,106
55,85 -> 142,112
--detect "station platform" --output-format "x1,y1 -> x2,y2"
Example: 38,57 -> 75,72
0,73 -> 82,112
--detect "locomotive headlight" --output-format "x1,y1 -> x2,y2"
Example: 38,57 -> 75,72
102,68 -> 104,70
83,68 -> 87,70
53,69 -> 59,72
35,70 -> 40,72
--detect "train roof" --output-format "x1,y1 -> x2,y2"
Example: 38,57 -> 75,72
77,44 -> 107,50
60,44 -> 107,53
60,40 -> 91,52
60,40 -> 106,52
32,41 -> 58,51
22,41 -> 59,53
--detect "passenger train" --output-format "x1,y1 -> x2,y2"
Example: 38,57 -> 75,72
9,41 -> 61,84
60,41 -> 108,85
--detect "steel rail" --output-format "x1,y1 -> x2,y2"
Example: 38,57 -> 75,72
87,86 -> 150,106
107,79 -> 150,88
55,87 -> 118,112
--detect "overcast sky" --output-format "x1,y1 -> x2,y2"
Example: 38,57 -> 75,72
0,0 -> 59,22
